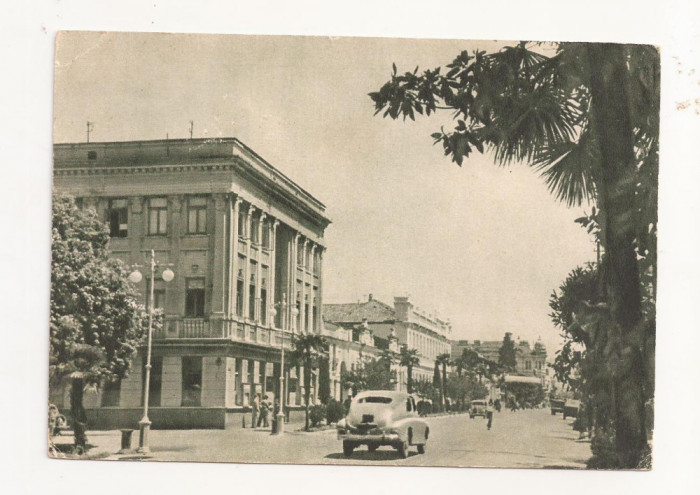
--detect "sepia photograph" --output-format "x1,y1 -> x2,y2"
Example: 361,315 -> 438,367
47,31 -> 659,471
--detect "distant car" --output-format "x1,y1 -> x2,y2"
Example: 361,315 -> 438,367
550,399 -> 566,416
563,399 -> 580,420
469,400 -> 488,419
336,390 -> 429,458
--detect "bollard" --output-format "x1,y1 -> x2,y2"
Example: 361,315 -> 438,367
118,429 -> 134,454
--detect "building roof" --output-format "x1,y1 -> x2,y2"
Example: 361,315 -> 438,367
323,299 -> 396,323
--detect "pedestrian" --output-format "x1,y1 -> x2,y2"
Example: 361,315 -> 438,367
258,395 -> 270,428
486,402 -> 494,430
251,393 -> 260,428
494,398 -> 501,412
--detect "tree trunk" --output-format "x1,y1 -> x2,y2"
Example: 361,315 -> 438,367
70,376 -> 87,450
588,43 -> 648,468
407,366 -> 413,394
304,359 -> 311,431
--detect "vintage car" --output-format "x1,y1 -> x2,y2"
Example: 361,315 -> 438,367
337,390 -> 429,458
469,399 -> 488,419
563,399 -> 581,420
550,398 -> 566,416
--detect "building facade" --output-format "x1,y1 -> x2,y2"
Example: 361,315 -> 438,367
323,295 -> 452,389
51,137 -> 331,428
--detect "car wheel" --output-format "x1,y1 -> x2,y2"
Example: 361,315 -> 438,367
343,441 -> 355,457
397,441 -> 409,459
551,410 -> 555,415
563,413 -> 567,420
470,415 -> 474,419
417,444 -> 426,454
367,443 -> 378,452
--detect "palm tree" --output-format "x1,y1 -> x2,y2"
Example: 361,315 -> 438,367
436,353 -> 451,411
290,333 -> 327,431
398,347 -> 420,393
370,43 -> 659,467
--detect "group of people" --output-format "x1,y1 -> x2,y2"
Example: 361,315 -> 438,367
251,394 -> 274,429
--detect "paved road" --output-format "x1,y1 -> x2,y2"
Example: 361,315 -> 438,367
75,408 -> 590,468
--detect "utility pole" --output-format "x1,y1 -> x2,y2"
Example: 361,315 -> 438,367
189,120 -> 194,139
86,121 -> 94,143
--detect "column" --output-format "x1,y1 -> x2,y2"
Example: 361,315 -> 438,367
210,194 -> 228,319
309,243 -> 317,333
254,212 -> 266,323
269,219 -> 279,328
317,247 -> 324,334
299,239 -> 308,334
243,205 -> 255,321
289,232 -> 299,332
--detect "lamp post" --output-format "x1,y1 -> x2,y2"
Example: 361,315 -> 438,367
128,249 -> 174,454
268,294 -> 299,436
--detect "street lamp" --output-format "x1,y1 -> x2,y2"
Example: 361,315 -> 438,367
268,294 -> 299,436
128,249 -> 174,454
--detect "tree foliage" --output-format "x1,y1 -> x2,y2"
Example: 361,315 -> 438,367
341,356 -> 396,394
370,42 -> 658,468
290,333 -> 328,431
51,194 -> 153,449
399,346 -> 420,393
498,333 -> 517,370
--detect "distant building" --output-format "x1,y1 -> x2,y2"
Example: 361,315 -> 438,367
451,333 -> 548,380
52,137 -> 330,428
324,294 -> 452,390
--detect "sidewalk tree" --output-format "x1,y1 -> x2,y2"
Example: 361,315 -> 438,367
51,194 -> 153,449
437,353 -> 451,410
498,333 -> 517,371
341,357 -> 396,393
399,346 -> 420,393
318,356 -> 331,405
433,360 -> 443,411
290,333 -> 327,431
369,42 -> 658,467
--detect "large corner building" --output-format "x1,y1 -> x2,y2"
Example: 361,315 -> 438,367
52,138 -> 331,428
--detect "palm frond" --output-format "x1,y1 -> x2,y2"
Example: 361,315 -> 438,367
532,130 -> 599,207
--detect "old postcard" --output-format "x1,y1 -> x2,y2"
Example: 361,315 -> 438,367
49,31 -> 658,470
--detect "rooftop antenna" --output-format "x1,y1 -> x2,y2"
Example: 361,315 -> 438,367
189,120 -> 194,139
86,121 -> 94,143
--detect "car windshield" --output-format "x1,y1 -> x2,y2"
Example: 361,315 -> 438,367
357,397 -> 392,404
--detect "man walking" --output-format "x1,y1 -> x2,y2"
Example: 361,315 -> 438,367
486,402 -> 494,430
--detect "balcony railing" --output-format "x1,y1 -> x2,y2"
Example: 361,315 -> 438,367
154,316 -> 293,349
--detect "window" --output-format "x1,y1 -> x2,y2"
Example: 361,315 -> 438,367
142,356 -> 163,407
146,278 -> 166,311
101,378 -> 121,407
297,240 -> 304,266
87,150 -> 97,160
185,278 -> 205,317
236,256 -> 245,317
181,357 -> 202,407
313,250 -> 320,274
238,208 -> 246,238
107,199 -> 128,237
260,266 -> 268,325
248,261 -> 257,319
251,215 -> 259,244
187,197 -> 207,234
235,359 -> 243,406
358,396 -> 392,404
261,219 -> 270,248
148,198 -> 168,235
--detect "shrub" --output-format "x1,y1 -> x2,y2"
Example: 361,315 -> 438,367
326,399 -> 345,424
309,404 -> 327,427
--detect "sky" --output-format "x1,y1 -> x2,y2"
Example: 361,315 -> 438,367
53,32 -> 596,357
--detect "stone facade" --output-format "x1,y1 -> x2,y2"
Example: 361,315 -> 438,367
52,137 -> 330,429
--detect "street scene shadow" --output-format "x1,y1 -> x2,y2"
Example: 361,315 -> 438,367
325,449 -> 419,461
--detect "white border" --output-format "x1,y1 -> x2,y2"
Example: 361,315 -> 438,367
4,1 -> 700,494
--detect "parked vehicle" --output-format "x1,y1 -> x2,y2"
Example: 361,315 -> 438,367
563,399 -> 581,420
336,390 -> 429,458
469,400 -> 488,419
550,399 -> 566,416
